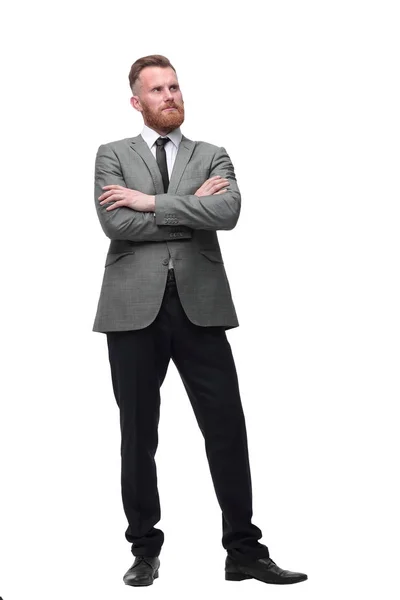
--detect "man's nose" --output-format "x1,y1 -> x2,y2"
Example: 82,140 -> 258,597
163,89 -> 173,101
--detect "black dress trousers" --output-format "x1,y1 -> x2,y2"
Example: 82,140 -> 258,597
106,268 -> 270,560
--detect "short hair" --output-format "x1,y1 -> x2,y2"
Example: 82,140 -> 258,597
128,54 -> 176,95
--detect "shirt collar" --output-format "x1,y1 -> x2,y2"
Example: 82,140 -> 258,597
140,123 -> 182,150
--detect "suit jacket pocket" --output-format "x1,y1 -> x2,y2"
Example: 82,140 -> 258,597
199,249 -> 224,263
105,251 -> 135,267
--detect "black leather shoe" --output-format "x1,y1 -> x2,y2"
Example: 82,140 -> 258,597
123,555 -> 160,586
225,554 -> 307,584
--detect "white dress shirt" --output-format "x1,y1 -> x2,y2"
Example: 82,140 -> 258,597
140,122 -> 182,178
140,123 -> 183,269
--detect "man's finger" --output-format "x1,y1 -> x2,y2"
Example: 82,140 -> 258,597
209,176 -> 228,182
212,182 -> 229,191
99,195 -> 116,204
105,201 -> 121,211
99,185 -> 124,200
100,191 -> 125,204
98,191 -> 114,201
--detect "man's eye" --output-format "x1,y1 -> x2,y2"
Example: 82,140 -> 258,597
152,86 -> 178,91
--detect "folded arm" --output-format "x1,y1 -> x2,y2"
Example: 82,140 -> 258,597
154,146 -> 241,231
94,144 -> 193,241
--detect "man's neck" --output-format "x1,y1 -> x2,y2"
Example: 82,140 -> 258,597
145,123 -> 173,137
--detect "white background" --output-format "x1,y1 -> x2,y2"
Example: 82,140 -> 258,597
0,1 -> 399,599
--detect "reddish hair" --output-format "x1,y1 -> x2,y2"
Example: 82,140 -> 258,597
128,54 -> 176,95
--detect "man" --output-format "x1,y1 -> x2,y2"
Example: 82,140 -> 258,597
93,54 -> 307,587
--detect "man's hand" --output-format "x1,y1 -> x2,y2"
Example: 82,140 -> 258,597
195,176 -> 230,197
98,185 -> 155,212
98,176 -> 229,213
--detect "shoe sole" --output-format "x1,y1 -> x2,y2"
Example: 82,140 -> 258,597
124,569 -> 159,586
225,571 -> 252,581
225,570 -> 307,584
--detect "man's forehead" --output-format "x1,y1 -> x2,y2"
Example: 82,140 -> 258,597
141,67 -> 178,87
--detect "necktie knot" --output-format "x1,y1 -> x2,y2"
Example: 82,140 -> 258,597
155,136 -> 170,148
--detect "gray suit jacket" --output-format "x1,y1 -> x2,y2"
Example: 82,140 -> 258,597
92,133 -> 241,333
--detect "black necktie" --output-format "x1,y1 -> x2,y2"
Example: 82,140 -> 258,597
155,137 -> 170,192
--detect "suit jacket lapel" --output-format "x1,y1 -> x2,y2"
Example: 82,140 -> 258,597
129,135 -> 164,194
129,134 -> 196,195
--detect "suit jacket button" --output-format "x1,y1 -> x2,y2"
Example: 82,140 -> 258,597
162,258 -> 169,265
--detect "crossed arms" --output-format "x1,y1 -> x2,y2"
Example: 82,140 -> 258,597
94,144 -> 241,242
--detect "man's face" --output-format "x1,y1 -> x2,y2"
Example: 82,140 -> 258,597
130,66 -> 185,135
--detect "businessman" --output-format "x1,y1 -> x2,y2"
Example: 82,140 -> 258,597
93,54 -> 307,587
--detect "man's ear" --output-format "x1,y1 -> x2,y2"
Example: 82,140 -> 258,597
130,96 -> 142,113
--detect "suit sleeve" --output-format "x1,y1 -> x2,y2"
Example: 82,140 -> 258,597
94,143 -> 193,242
154,146 -> 241,231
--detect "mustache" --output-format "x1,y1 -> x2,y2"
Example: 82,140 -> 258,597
162,104 -> 182,110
